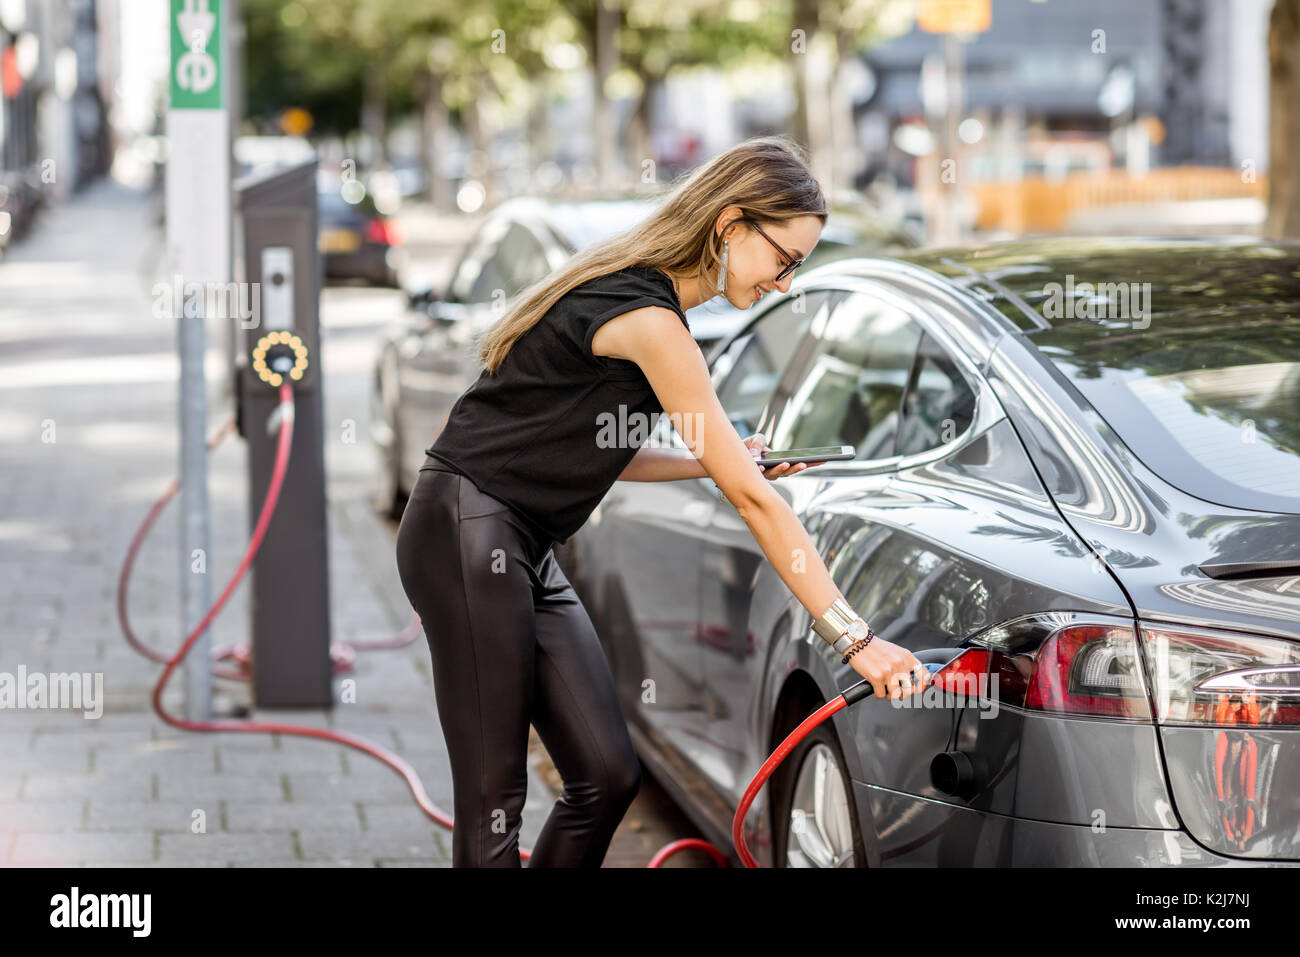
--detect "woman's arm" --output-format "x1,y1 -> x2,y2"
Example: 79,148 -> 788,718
598,304 -> 929,700
617,444 -> 707,482
617,432 -> 820,481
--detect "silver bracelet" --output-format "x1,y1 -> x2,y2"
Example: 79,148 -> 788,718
812,597 -> 872,655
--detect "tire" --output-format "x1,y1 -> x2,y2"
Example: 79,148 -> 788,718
377,419 -> 406,521
769,718 -> 868,867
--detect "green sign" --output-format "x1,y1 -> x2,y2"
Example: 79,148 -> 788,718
169,0 -> 222,109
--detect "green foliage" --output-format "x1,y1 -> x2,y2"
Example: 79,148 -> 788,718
241,0 -> 907,137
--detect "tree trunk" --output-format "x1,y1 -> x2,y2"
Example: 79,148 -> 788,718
628,72 -> 659,182
592,0 -> 620,190
466,72 -> 494,207
361,65 -> 388,168
830,29 -> 858,198
791,0 -> 817,152
419,71 -> 454,210
1267,0 -> 1300,237
805,33 -> 835,193
527,68 -> 550,181
791,0 -> 833,191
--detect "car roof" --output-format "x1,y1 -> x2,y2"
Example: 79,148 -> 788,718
875,235 -> 1300,335
485,192 -> 900,251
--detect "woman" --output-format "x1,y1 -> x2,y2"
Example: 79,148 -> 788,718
394,135 -> 929,868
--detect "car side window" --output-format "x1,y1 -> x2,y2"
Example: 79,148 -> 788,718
449,217 -> 510,304
489,223 -> 551,300
768,291 -> 922,461
895,332 -> 979,456
710,290 -> 832,436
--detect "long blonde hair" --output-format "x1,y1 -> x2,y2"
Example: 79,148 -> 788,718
477,135 -> 828,374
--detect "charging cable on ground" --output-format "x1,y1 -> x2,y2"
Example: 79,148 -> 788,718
121,380 -> 943,867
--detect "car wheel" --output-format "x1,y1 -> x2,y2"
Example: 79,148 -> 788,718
770,719 -> 867,867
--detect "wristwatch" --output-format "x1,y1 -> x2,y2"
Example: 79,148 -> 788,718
812,597 -> 872,656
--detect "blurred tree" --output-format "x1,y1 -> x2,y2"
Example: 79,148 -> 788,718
243,0 -> 357,134
290,0 -> 454,167
617,1 -> 780,186
243,0 -> 456,164
555,0 -> 623,191
789,0 -> 910,196
1268,0 -> 1299,237
242,0 -> 914,205
465,0 -> 573,206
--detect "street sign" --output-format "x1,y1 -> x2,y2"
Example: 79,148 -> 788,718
917,0 -> 991,34
170,0 -> 222,109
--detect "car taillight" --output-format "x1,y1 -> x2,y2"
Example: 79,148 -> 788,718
966,612 -> 1154,720
931,647 -> 990,696
1138,622 -> 1300,727
365,218 -> 401,245
1023,623 -> 1152,719
962,612 -> 1300,727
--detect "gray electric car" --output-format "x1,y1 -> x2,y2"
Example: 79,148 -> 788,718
557,236 -> 1300,867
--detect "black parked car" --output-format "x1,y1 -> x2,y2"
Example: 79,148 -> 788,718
558,236 -> 1300,867
318,176 -> 405,287
0,168 -> 48,258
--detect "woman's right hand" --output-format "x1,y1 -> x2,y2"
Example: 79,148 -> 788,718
846,635 -> 930,700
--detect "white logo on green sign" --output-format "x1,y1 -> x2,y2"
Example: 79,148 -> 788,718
170,0 -> 222,109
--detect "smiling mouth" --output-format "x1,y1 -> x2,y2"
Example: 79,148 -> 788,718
753,287 -> 762,303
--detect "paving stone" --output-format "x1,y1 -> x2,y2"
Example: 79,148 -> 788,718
156,832 -> 298,864
0,800 -> 86,831
222,801 -> 363,832
86,801 -> 213,831
11,831 -> 154,865
155,773 -> 288,803
20,772 -> 154,802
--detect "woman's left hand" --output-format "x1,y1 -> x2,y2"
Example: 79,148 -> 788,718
742,433 -> 826,481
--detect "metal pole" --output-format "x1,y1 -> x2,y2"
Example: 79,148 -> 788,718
178,294 -> 212,721
167,0 -> 230,720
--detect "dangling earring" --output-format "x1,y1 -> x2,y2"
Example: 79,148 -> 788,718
716,241 -> 729,293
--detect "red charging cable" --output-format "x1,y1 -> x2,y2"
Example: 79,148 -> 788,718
121,383 -> 875,867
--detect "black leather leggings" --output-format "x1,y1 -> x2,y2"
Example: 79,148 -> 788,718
394,458 -> 641,867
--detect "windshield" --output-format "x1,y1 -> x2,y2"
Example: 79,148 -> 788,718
1029,311 -> 1300,513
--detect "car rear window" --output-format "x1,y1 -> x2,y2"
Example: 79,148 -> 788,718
318,188 -> 379,218
1029,312 -> 1300,513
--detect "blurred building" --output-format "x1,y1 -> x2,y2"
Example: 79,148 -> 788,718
851,0 -> 1272,237
858,0 -> 1271,183
0,0 -> 113,199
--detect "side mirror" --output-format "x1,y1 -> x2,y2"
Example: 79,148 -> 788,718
406,284 -> 435,311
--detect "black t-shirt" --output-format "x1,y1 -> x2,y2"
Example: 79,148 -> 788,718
425,264 -> 691,545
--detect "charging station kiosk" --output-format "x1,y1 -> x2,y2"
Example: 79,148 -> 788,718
233,158 -> 333,708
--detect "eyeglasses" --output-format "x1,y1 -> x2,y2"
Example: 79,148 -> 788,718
737,217 -> 805,282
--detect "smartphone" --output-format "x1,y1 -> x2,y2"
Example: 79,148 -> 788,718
755,445 -> 855,467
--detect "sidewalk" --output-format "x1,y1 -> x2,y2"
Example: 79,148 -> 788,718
0,177 -> 559,867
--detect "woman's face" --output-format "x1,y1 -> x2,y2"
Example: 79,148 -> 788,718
718,212 -> 823,309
